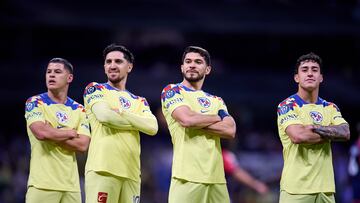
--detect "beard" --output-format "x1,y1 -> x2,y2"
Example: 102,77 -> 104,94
108,74 -> 125,84
182,71 -> 205,83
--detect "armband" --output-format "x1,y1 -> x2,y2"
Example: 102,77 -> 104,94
218,109 -> 229,120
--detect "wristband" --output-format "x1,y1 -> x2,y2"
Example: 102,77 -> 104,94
218,109 -> 229,120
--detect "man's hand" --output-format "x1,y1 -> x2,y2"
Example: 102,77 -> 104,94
312,124 -> 350,141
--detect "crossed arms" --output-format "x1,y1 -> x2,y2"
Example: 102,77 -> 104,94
286,123 -> 350,144
171,105 -> 236,139
92,102 -> 158,136
29,121 -> 90,152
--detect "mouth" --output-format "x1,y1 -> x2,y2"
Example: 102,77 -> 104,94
187,71 -> 198,74
48,80 -> 56,85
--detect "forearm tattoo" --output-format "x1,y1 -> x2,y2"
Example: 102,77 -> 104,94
313,124 -> 350,141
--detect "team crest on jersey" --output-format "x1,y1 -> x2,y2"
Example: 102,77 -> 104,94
133,195 -> 140,203
56,111 -> 69,124
25,102 -> 35,112
198,97 -> 211,108
309,111 -> 323,124
119,96 -> 131,109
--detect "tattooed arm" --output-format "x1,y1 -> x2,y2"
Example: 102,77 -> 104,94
313,123 -> 350,141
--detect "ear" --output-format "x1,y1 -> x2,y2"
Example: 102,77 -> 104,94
181,64 -> 185,73
205,65 -> 211,75
67,74 -> 74,83
294,74 -> 299,83
319,74 -> 323,83
127,63 -> 133,73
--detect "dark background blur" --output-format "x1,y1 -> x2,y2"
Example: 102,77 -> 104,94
1,0 -> 360,202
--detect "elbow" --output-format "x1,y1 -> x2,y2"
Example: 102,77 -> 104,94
78,145 -> 88,153
149,125 -> 159,136
178,119 -> 194,128
289,135 -> 303,144
34,131 -> 47,141
225,128 -> 236,139
148,126 -> 158,136
78,139 -> 90,152
345,132 -> 351,141
146,121 -> 159,136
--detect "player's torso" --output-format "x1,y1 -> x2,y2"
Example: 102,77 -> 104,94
181,88 -> 221,115
104,89 -> 142,113
42,104 -> 81,130
294,103 -> 334,127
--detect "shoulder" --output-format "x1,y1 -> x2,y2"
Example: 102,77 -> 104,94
126,91 -> 150,106
277,95 -> 298,115
25,94 -> 44,112
84,82 -> 106,96
26,94 -> 42,103
66,97 -> 86,112
161,84 -> 182,101
161,84 -> 181,93
204,91 -> 224,103
319,98 -> 341,112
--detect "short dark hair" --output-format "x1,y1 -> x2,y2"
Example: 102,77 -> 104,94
182,46 -> 211,66
295,52 -> 322,74
49,58 -> 73,74
103,43 -> 134,64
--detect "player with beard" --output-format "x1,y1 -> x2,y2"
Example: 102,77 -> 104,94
161,46 -> 236,203
83,44 -> 158,203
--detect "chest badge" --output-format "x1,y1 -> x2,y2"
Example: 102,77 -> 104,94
309,111 -> 323,124
119,96 -> 131,109
198,97 -> 211,108
56,111 -> 69,124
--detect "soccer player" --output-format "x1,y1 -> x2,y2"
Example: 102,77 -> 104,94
161,46 -> 236,203
83,43 -> 158,203
277,52 -> 350,203
24,58 -> 91,203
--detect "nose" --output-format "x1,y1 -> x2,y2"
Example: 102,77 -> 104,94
189,62 -> 196,68
110,62 -> 117,69
47,72 -> 55,78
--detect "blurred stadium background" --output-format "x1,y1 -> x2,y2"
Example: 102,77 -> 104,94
1,0 -> 360,202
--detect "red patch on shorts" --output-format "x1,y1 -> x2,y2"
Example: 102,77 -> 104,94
97,192 -> 108,203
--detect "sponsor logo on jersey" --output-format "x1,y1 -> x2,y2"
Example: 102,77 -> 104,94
81,123 -> 90,130
56,111 -> 69,124
119,96 -> 131,109
133,195 -> 140,203
279,114 -> 298,125
57,125 -> 65,129
333,115 -> 343,120
87,94 -> 103,104
97,192 -> 108,203
165,98 -> 183,109
25,112 -> 42,120
310,111 -> 323,124
198,97 -> 211,108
